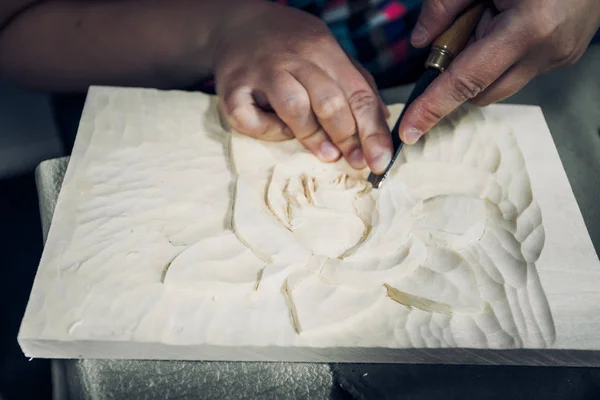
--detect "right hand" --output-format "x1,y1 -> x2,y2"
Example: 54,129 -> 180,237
398,0 -> 600,144
212,1 -> 393,174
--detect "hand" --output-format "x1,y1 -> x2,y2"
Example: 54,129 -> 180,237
212,1 -> 392,173
399,0 -> 600,144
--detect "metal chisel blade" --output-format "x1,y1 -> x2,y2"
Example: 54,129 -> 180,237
368,68 -> 441,188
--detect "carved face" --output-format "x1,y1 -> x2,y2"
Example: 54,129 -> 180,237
263,162 -> 374,258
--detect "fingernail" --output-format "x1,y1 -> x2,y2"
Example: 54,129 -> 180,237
348,148 -> 366,168
371,149 -> 392,174
404,128 -> 422,144
411,23 -> 428,47
319,141 -> 341,162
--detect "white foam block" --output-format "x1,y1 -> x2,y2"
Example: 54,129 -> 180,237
18,86 -> 600,362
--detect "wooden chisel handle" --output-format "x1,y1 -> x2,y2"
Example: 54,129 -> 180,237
425,2 -> 486,71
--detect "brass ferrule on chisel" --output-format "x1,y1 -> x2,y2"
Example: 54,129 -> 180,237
424,2 -> 486,72
425,47 -> 454,71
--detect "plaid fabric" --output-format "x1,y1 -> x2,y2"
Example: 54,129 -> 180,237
201,0 -> 426,92
277,0 -> 426,84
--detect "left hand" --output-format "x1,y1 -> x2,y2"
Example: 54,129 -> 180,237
213,2 -> 393,173
398,0 -> 600,144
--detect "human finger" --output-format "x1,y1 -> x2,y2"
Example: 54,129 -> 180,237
471,62 -> 538,106
339,65 -> 393,174
291,64 -> 356,162
350,58 -> 390,118
474,6 -> 497,41
219,84 -> 290,141
399,17 -> 528,143
411,0 -> 476,47
265,72 -> 340,161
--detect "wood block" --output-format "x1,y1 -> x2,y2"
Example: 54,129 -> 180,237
18,86 -> 600,363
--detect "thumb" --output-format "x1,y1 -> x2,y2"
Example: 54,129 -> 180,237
411,0 -> 476,47
400,14 -> 526,143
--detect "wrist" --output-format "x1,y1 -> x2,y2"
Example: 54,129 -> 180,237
149,0 -> 264,85
192,0 -> 268,76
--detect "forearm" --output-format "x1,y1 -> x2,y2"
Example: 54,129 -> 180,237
0,0 -> 253,91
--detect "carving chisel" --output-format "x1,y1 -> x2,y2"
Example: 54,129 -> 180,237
368,2 -> 486,188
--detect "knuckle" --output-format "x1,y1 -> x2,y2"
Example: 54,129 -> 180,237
330,126 -> 356,145
527,12 -> 559,43
347,89 -> 378,115
551,40 -> 580,66
333,132 -> 359,150
447,70 -> 487,103
312,31 -> 336,49
296,127 -> 324,142
278,93 -> 311,118
418,103 -> 445,127
294,24 -> 337,55
315,95 -> 346,119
